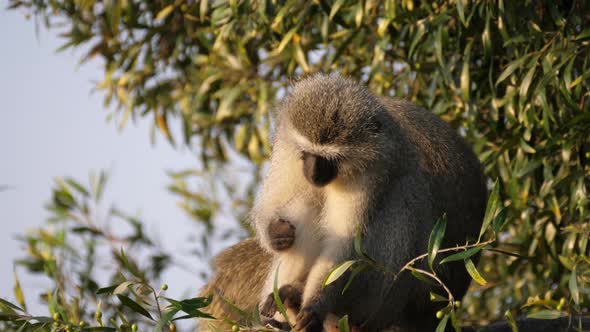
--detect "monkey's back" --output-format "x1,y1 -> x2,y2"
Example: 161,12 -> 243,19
381,97 -> 487,244
197,238 -> 272,331
378,97 -> 488,330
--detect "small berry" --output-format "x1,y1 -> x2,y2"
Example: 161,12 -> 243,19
161,284 -> 168,291
454,300 -> 461,308
52,313 -> 60,321
232,325 -> 239,332
95,311 -> 102,319
169,323 -> 176,332
79,321 -> 86,327
132,323 -> 138,332
436,310 -> 444,319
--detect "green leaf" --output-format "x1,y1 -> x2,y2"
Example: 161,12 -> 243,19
96,285 -> 118,295
324,260 -> 357,287
119,248 -> 142,278
479,180 -> 500,240
0,298 -> 24,312
504,310 -> 518,332
152,309 -> 179,332
460,57 -> 470,101
440,246 -> 485,264
116,295 -> 154,320
114,281 -> 135,295
410,269 -> 436,286
492,208 -> 508,233
272,264 -> 292,327
435,313 -> 449,332
429,292 -> 448,302
155,5 -> 174,22
496,55 -> 530,85
338,315 -> 350,332
428,214 -> 447,270
408,22 -> 426,58
342,262 -> 369,294
569,268 -> 580,305
456,0 -> 466,26
526,310 -> 567,319
12,270 -> 26,311
0,312 -> 22,321
519,63 -> 537,98
64,178 -> 90,197
329,0 -> 345,21
464,258 -> 487,286
199,0 -> 208,21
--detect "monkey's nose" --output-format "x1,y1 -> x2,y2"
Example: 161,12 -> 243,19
302,152 -> 338,187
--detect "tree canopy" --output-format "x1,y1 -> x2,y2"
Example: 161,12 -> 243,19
3,0 -> 590,331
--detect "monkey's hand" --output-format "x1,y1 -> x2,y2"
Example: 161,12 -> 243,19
267,218 -> 296,251
295,305 -> 324,332
260,284 -> 302,318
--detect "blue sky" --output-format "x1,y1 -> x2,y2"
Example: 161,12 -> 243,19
0,8 -> 212,312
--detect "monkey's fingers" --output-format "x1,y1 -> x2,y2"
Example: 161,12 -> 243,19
260,293 -> 277,317
278,285 -> 302,311
295,308 -> 323,332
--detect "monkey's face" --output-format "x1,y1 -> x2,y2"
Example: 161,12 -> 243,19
279,74 -> 389,187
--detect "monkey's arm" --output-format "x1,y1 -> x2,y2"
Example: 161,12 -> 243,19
297,177 -> 433,332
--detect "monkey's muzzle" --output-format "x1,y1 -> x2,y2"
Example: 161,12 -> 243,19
302,152 -> 338,187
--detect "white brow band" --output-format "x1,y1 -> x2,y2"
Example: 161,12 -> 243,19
289,128 -> 344,158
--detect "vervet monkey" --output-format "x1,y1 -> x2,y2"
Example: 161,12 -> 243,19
250,74 -> 487,332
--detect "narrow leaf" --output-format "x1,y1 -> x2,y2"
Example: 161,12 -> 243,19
272,264 -> 292,327
324,261 -> 356,287
435,313 -> 449,332
440,246 -> 485,264
496,56 -> 530,85
410,269 -> 436,286
329,0 -> 345,21
492,208 -> 508,233
429,292 -> 448,302
456,0 -> 465,26
155,5 -> 174,22
152,309 -> 179,332
12,271 -> 26,311
116,295 -> 154,320
338,315 -> 350,332
0,298 -> 24,312
526,310 -> 567,319
428,215 -> 447,270
569,268 -> 580,305
479,180 -> 500,240
114,281 -> 135,295
96,285 -> 118,295
464,258 -> 487,286
342,263 -> 369,294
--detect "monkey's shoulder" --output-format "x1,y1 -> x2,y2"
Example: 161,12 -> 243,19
379,96 -> 480,176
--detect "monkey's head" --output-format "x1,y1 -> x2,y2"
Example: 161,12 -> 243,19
276,74 -> 395,187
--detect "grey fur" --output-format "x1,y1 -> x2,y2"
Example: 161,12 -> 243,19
251,73 -> 487,332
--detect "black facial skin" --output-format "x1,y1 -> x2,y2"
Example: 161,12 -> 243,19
268,218 -> 296,251
302,152 -> 338,187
